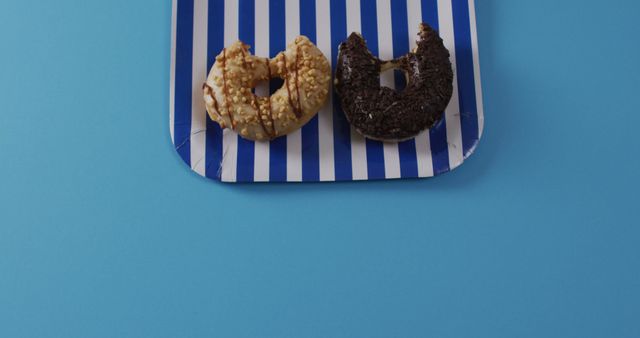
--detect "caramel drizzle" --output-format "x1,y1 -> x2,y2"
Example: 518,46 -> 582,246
202,83 -> 221,118
239,48 -> 250,71
281,47 -> 303,119
281,54 -> 300,119
264,58 -> 276,137
294,45 -> 302,118
221,48 -> 236,128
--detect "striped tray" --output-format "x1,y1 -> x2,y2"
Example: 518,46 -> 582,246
170,0 -> 484,182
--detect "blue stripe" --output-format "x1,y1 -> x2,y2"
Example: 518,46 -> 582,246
174,0 -> 194,166
421,0 -> 438,31
391,0 -> 419,178
235,0 -> 256,182
451,0 -> 479,157
300,0 -> 320,181
429,116 -> 449,175
330,0 -> 353,180
269,0 -> 287,181
422,0 -> 450,175
360,0 -> 386,180
205,0 -> 224,179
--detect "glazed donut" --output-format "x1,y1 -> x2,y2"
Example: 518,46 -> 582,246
203,36 -> 331,141
335,23 -> 453,141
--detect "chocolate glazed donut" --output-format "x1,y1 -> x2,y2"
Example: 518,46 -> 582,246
335,23 -> 453,141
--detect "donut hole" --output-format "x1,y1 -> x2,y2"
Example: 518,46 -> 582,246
380,67 -> 408,92
252,77 -> 286,97
269,78 -> 285,94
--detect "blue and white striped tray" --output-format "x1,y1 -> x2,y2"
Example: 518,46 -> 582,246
170,0 -> 484,182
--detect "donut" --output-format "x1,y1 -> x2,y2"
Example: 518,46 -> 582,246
335,23 -> 453,141
203,36 -> 331,141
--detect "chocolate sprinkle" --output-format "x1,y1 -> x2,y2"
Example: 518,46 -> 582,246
335,23 -> 453,141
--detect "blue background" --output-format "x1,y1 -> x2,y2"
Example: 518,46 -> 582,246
1,1 -> 639,337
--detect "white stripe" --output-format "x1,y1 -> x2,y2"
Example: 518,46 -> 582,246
414,133 -> 434,177
169,0 -> 177,144
437,0 -> 464,169
190,0 -> 208,176
346,0 -> 361,34
468,0 -> 484,138
376,0 -> 401,179
407,0 -> 434,177
253,0 -> 270,182
285,0 -> 302,181
346,0 -> 368,180
221,0 -> 239,182
406,0 -> 421,51
316,0 -> 335,181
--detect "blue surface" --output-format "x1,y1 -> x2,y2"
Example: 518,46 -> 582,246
1,1 -> 639,337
